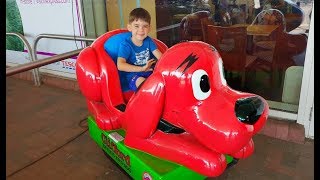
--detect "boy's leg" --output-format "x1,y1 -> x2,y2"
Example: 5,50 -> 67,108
128,71 -> 152,91
128,75 -> 145,92
136,71 -> 153,88
135,77 -> 146,88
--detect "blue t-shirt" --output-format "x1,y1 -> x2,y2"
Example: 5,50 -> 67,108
118,35 -> 157,81
118,36 -> 157,66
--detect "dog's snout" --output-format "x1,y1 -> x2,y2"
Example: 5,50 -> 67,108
235,96 -> 264,125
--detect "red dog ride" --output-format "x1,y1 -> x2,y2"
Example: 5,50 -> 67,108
76,29 -> 269,177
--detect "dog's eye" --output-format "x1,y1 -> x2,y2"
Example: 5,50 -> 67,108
192,69 -> 211,100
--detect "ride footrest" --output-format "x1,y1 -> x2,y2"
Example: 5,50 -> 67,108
87,116 -> 234,180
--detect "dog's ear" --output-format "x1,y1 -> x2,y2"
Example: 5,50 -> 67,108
123,73 -> 165,139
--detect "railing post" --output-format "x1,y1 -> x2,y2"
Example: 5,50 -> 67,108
6,32 -> 41,86
31,34 -> 96,85
6,33 -> 96,82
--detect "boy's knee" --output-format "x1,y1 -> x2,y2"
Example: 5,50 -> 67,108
135,77 -> 146,89
129,75 -> 144,91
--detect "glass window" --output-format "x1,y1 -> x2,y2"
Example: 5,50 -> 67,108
155,0 -> 313,113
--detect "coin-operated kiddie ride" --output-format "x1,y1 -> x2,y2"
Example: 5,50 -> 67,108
76,29 -> 269,180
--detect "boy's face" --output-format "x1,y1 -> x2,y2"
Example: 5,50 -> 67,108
127,19 -> 150,42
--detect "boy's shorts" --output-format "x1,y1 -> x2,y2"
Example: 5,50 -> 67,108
127,71 -> 152,91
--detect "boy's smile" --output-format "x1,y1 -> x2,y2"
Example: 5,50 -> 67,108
128,19 -> 150,46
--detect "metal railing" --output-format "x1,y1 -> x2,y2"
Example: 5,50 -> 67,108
32,34 -> 96,60
6,49 -> 83,76
6,32 -> 40,86
6,33 -> 96,85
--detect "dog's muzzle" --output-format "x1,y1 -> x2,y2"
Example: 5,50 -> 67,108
235,96 -> 264,125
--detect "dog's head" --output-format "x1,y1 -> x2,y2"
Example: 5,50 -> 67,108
151,41 -> 269,155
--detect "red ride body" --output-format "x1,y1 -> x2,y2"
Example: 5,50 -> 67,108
76,29 -> 269,177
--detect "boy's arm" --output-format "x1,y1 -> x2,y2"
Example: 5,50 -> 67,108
117,57 -> 155,72
152,49 -> 162,60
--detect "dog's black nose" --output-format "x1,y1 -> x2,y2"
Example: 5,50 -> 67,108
235,96 -> 264,125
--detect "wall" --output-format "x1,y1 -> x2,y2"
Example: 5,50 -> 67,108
106,0 -> 157,38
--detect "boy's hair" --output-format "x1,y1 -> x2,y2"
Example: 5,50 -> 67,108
129,8 -> 151,24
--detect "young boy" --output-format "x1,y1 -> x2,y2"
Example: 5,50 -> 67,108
117,7 -> 162,92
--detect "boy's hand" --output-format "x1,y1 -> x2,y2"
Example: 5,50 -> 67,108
142,59 -> 156,72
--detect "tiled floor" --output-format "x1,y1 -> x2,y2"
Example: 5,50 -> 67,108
6,77 -> 314,179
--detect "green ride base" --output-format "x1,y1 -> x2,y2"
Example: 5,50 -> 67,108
87,116 -> 234,180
